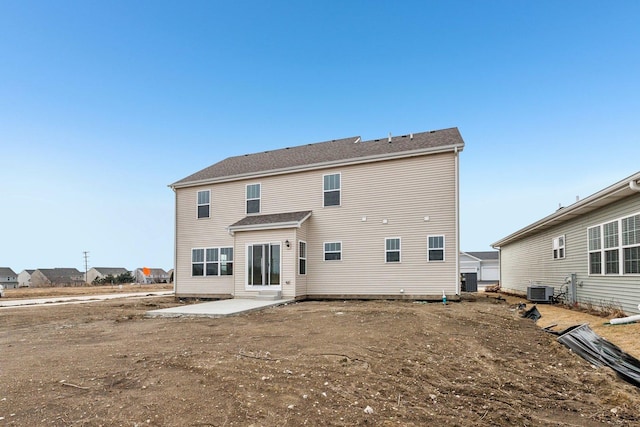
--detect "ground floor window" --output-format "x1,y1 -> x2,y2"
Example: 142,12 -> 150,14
588,212 -> 640,275
385,237 -> 401,263
299,241 -> 307,275
192,247 -> 233,276
553,235 -> 565,259
427,235 -> 445,261
324,242 -> 342,261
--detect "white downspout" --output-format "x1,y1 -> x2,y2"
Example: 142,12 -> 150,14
172,187 -> 178,295
630,179 -> 640,193
454,146 -> 460,295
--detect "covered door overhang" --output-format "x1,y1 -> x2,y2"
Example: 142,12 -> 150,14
227,210 -> 312,235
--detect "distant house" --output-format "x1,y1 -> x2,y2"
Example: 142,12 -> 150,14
86,267 -> 130,284
169,128 -> 465,300
18,269 -> 35,288
133,268 -> 169,284
459,251 -> 500,283
30,268 -> 85,287
492,171 -> 640,314
0,267 -> 18,289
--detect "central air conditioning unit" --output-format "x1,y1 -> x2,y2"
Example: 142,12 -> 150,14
527,285 -> 555,303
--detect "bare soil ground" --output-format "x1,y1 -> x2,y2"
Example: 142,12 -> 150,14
2,292 -> 640,426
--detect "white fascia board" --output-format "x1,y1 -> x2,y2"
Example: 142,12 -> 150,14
228,220 -> 303,235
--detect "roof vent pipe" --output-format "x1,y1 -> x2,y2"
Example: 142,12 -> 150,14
388,133 -> 392,143
630,179 -> 640,193
410,133 -> 413,139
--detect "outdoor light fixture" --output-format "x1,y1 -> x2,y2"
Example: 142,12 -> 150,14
285,239 -> 290,248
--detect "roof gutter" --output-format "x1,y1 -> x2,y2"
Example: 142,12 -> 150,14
630,178 -> 640,193
169,143 -> 465,190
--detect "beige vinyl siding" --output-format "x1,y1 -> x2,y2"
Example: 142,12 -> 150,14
174,185 -> 237,297
175,150 -> 459,298
304,153 -> 457,296
500,194 -> 640,314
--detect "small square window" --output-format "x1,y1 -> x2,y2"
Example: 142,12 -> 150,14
324,241 -> 342,261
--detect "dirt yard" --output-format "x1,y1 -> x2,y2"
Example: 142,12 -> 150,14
2,293 -> 640,426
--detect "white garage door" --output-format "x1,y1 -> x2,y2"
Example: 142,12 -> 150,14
480,265 -> 499,281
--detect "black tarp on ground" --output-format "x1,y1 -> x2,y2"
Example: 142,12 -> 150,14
552,324 -> 640,388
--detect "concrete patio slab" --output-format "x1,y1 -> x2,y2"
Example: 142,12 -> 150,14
145,298 -> 295,318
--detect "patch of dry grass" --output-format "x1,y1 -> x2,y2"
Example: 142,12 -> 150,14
3,283 -> 173,299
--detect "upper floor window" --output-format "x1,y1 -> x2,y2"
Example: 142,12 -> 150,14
428,235 -> 445,261
324,241 -> 342,261
323,173 -> 341,207
246,184 -> 261,214
385,238 -> 401,263
299,241 -> 307,275
197,190 -> 210,218
552,235 -> 565,259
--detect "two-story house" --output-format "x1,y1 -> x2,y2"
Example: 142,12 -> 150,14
170,128 -> 465,300
0,267 -> 18,289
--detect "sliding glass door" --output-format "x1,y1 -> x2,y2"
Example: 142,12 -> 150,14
247,243 -> 281,286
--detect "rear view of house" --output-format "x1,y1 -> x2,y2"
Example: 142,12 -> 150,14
493,172 -> 640,314
170,128 -> 464,300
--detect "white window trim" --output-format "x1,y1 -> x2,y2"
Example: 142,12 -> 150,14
246,183 -> 261,214
586,211 -> 640,276
191,246 -> 233,277
323,241 -> 342,261
385,237 -> 401,263
323,172 -> 341,207
427,235 -> 445,262
245,241 -> 282,288
196,190 -> 210,219
298,240 -> 307,275
552,235 -> 565,260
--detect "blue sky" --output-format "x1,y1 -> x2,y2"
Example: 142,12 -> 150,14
2,1 -> 639,273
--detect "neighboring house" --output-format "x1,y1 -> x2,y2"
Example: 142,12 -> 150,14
30,268 -> 85,287
0,267 -> 18,289
492,171 -> 640,314
169,127 -> 465,300
460,251 -> 500,283
133,268 -> 169,284
18,269 -> 35,288
86,267 -> 130,284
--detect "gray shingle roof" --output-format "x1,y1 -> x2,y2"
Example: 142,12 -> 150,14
465,251 -> 499,260
229,211 -> 311,232
38,268 -> 83,279
172,127 -> 464,187
0,267 -> 17,277
93,267 -> 129,275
